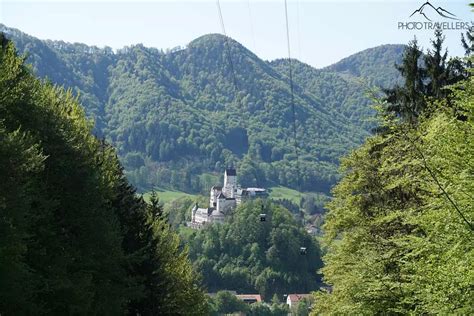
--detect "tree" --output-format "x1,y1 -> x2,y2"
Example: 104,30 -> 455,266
148,189 -> 166,221
384,29 -> 468,125
425,28 -> 449,99
384,37 -> 426,122
248,302 -> 273,315
0,127 -> 45,313
0,36 -> 131,314
0,36 -> 208,315
293,299 -> 310,316
461,25 -> 474,57
210,291 -> 249,315
313,59 -> 474,316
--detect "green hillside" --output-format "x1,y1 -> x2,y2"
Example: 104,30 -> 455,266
1,24 -> 404,194
324,44 -> 404,88
142,188 -> 195,205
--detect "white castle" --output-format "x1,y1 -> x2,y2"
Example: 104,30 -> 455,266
189,168 -> 267,229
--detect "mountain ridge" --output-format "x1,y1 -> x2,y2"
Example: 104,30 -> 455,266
0,24 -> 405,193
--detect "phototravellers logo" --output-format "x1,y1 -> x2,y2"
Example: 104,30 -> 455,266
398,1 -> 473,31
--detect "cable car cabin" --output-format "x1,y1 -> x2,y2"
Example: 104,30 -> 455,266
300,247 -> 307,255
260,214 -> 266,222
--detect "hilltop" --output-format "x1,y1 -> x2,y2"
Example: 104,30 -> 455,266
0,24 -> 404,193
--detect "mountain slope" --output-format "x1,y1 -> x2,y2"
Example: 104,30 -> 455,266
324,44 -> 404,88
0,24 -> 404,193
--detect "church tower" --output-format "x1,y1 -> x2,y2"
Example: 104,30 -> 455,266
223,168 -> 237,198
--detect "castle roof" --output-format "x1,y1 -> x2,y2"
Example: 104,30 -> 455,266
217,192 -> 226,199
211,185 -> 222,190
225,168 -> 236,176
246,188 -> 266,192
195,207 -> 215,216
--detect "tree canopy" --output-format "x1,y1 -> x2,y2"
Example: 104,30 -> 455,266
0,34 -> 207,315
185,200 -> 322,300
313,29 -> 473,315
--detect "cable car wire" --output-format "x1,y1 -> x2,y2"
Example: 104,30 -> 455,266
284,0 -> 302,190
247,0 -> 257,53
216,0 -> 239,90
296,0 -> 302,60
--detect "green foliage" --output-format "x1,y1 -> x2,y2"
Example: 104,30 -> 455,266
313,60 -> 474,315
323,44 -> 404,88
384,38 -> 427,123
207,291 -> 292,316
384,29 -> 469,124
248,302 -> 273,315
0,36 -> 207,315
292,299 -> 311,316
1,24 -> 404,194
209,291 -> 250,315
187,200 -> 322,300
0,37 -> 130,314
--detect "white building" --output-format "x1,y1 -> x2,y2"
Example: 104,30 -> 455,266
189,168 -> 267,229
190,204 -> 225,228
286,294 -> 312,308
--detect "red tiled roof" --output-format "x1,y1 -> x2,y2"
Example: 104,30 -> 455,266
236,294 -> 262,303
287,294 -> 311,302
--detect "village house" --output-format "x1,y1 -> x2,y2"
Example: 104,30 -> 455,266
286,294 -> 312,308
207,292 -> 262,305
235,294 -> 262,305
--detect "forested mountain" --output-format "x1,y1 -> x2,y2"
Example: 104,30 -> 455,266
0,24 -> 404,193
324,44 -> 404,88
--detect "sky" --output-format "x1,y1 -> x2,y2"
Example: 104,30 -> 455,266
0,0 -> 472,68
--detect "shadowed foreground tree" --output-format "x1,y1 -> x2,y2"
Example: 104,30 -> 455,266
0,34 -> 207,315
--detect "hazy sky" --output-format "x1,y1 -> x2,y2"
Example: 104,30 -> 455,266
0,0 -> 472,68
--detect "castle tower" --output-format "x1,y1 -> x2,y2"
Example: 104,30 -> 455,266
216,192 -> 226,213
191,203 -> 198,222
210,186 -> 222,208
223,168 -> 237,198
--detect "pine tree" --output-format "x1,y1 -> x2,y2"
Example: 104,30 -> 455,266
425,28 -> 449,99
384,38 -> 426,123
461,26 -> 474,69
148,190 -> 166,221
384,29 -> 468,124
461,28 -> 474,56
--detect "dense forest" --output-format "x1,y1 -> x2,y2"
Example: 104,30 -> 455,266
0,24 -> 403,194
0,35 -> 208,315
184,200 -> 322,299
313,28 -> 474,314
